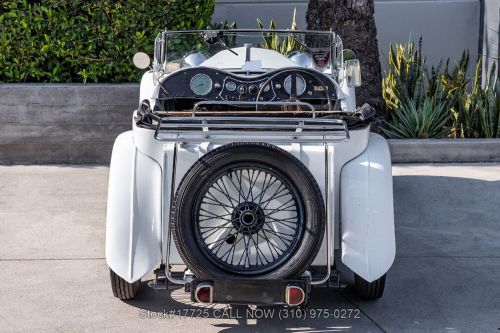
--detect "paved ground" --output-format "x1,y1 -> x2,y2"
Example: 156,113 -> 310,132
0,164 -> 499,333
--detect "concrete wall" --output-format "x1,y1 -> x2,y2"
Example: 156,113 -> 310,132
2,84 -> 499,164
213,0 -> 481,71
388,139 -> 500,163
0,84 -> 138,164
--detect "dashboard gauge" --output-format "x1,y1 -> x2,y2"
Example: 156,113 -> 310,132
237,85 -> 246,94
284,75 -> 306,96
259,82 -> 270,93
248,85 -> 258,95
225,81 -> 237,92
190,74 -> 213,96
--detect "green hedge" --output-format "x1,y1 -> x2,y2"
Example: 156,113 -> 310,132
0,0 -> 214,83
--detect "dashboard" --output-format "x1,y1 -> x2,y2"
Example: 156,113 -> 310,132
157,67 -> 337,107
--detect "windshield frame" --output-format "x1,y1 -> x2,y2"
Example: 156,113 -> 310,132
153,29 -> 343,75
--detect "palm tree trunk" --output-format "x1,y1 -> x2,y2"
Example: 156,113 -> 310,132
306,0 -> 383,110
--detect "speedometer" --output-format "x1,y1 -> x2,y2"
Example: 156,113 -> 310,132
190,74 -> 213,96
284,75 -> 306,96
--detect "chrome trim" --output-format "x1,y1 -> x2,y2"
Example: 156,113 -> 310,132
285,285 -> 305,306
155,116 -> 350,144
288,51 -> 314,68
163,29 -> 337,35
194,283 -> 214,304
311,143 -> 332,285
192,100 -> 315,116
283,74 -> 307,96
189,73 -> 213,96
164,143 -> 186,285
183,51 -> 208,67
161,122 -> 345,285
157,29 -> 342,73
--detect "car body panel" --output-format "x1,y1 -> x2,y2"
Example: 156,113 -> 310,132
105,29 -> 395,286
340,134 -> 396,282
106,126 -> 394,278
200,47 -> 297,70
105,131 -> 162,283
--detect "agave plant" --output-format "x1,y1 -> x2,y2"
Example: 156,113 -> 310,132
448,58 -> 499,138
479,62 -> 500,138
382,97 -> 451,139
382,38 -> 426,114
257,8 -> 301,55
441,51 -> 470,99
382,37 -> 499,139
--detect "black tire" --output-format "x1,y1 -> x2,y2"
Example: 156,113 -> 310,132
171,142 -> 325,279
353,273 -> 386,300
110,268 -> 140,300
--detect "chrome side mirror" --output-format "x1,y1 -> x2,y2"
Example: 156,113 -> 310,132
133,52 -> 151,69
345,59 -> 361,87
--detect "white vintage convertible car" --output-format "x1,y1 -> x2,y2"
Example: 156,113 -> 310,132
106,29 -> 395,306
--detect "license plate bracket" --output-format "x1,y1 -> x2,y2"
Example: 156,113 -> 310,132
190,278 -> 309,305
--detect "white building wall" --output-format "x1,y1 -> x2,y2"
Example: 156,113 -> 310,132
481,0 -> 499,83
213,0 -> 481,72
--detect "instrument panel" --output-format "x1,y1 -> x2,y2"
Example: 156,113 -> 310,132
158,67 -> 337,103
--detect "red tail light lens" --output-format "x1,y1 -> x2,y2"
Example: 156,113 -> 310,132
286,285 -> 305,306
195,283 -> 213,304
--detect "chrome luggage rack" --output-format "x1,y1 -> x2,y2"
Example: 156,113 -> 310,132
155,102 -> 349,143
153,102 -> 350,144
155,116 -> 350,143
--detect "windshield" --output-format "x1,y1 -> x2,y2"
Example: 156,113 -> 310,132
154,30 -> 343,74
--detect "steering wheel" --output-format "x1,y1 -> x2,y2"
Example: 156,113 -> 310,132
255,68 -> 333,111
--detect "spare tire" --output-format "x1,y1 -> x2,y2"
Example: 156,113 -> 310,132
171,142 -> 325,279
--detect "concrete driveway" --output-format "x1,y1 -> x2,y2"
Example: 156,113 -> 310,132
0,164 -> 499,332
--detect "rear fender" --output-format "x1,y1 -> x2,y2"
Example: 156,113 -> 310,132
105,131 -> 162,283
340,134 -> 396,282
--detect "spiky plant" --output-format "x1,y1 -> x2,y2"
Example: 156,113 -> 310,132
257,8 -> 301,55
447,58 -> 499,138
382,97 -> 451,139
382,38 -> 426,114
479,62 -> 500,138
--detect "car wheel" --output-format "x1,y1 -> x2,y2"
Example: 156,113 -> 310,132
110,268 -> 140,300
171,142 -> 325,279
353,273 -> 386,300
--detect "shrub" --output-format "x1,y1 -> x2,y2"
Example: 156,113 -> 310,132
382,38 -> 426,113
0,0 -> 214,83
446,58 -> 499,138
256,9 -> 300,55
382,97 -> 450,139
382,39 -> 499,138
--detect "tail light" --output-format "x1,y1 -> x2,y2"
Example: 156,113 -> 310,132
195,282 -> 213,304
285,285 -> 305,306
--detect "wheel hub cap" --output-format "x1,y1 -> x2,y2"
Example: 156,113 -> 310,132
231,202 -> 265,234
194,164 -> 305,274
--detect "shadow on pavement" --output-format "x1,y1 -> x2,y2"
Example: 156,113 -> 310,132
124,282 -> 377,332
119,174 -> 500,332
